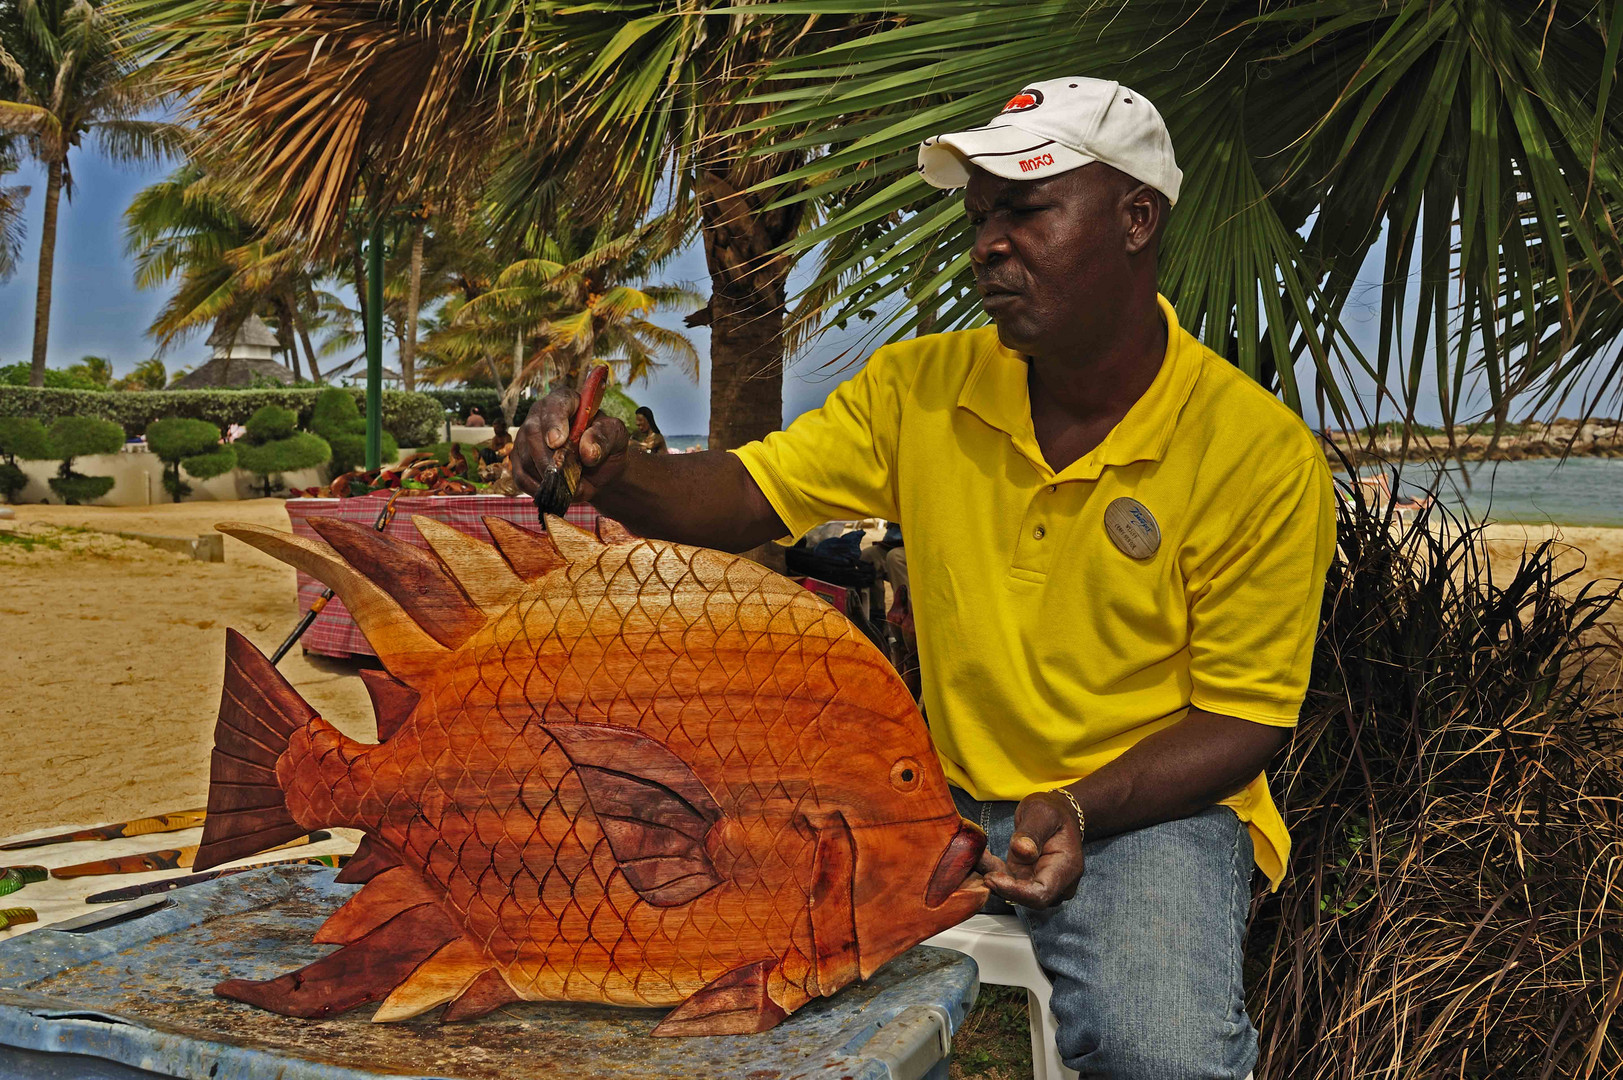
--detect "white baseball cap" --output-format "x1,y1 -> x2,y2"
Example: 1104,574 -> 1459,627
918,77 -> 1182,204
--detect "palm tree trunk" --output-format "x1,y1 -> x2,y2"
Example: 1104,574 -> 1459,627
695,168 -> 802,452
28,159 -> 64,387
402,224 -> 423,392
271,296 -> 301,379
294,290 -> 322,382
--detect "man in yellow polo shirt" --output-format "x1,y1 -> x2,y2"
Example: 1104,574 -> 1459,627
516,77 -> 1335,1079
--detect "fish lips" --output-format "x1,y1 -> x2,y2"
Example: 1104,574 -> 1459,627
925,818 -> 988,908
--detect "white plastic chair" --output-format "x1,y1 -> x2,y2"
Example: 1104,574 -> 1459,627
925,914 -> 1255,1080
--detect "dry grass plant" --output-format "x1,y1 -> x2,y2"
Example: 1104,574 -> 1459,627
1249,462 -> 1623,1078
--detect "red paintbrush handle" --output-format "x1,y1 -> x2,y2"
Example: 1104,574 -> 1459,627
568,366 -> 611,444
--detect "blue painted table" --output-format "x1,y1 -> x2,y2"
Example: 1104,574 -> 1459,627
0,866 -> 979,1080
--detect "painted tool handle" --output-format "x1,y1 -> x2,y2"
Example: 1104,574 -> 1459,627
568,366 -> 611,444
0,808 -> 206,850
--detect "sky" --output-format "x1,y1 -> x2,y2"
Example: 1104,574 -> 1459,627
0,146 -> 1585,435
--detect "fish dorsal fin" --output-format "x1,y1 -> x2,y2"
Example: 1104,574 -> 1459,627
410,516 -> 525,611
217,523 -> 447,688
652,959 -> 788,1036
597,516 -> 637,543
801,810 -> 860,997
543,722 -> 726,908
309,517 -> 486,649
359,670 -> 419,742
483,517 -> 567,579
543,514 -> 603,563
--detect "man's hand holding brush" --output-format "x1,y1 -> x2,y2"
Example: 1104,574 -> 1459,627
513,385 -> 789,553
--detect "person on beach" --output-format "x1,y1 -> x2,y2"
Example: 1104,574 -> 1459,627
464,407 -> 487,427
515,77 -> 1334,1079
632,406 -> 668,454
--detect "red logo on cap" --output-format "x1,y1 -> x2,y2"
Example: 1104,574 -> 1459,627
1002,88 -> 1044,113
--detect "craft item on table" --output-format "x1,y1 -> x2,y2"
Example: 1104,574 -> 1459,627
0,808 -> 206,851
0,907 -> 36,932
52,832 -> 330,879
86,853 -> 351,904
531,364 -> 609,519
199,512 -> 988,1035
0,867 -> 46,897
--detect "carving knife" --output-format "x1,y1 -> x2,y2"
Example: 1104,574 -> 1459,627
1,808 -> 207,851
51,831 -> 331,879
85,853 -> 351,904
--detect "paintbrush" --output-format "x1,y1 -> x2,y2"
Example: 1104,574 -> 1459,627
532,365 -> 610,520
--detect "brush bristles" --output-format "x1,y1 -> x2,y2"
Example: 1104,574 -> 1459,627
532,458 -> 583,520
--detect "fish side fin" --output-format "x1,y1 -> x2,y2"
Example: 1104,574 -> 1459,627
215,900 -> 461,1019
651,959 -> 789,1037
193,630 -> 316,873
309,517 -> 486,649
483,517 -> 567,579
372,937 -> 493,1022
803,810 -> 860,997
314,865 -> 437,945
442,968 -> 521,1021
544,723 -> 726,907
334,834 -> 401,884
359,670 -> 420,742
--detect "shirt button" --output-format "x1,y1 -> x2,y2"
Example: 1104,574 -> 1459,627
1032,525 -> 1046,540
1046,485 -> 1057,493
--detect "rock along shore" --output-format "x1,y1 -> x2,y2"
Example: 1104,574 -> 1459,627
1325,418 -> 1622,469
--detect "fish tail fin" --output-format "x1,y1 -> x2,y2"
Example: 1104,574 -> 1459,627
194,630 -> 322,872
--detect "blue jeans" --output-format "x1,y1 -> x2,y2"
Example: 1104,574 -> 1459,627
953,789 -> 1259,1080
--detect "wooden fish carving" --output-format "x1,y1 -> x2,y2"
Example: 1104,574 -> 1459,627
199,514 -> 988,1035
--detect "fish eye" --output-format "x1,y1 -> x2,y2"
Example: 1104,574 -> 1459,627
890,758 -> 922,792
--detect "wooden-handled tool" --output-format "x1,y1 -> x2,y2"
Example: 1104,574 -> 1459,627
86,853 -> 351,904
532,365 -> 610,520
1,808 -> 206,851
51,832 -> 330,879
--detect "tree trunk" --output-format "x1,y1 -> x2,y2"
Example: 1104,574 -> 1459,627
403,224 -> 423,392
28,159 -> 64,387
695,167 -> 803,452
271,296 -> 300,379
294,288 -> 323,382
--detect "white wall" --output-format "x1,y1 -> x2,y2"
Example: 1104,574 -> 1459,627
7,450 -> 406,507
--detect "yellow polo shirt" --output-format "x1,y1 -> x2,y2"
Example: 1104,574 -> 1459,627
732,296 -> 1335,888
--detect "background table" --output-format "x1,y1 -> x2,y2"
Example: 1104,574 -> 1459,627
284,496 -> 601,660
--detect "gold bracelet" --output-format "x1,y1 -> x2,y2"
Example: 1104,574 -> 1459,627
1058,788 -> 1086,844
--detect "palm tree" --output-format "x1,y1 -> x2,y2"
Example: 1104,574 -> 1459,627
743,0 -> 1623,439
0,0 -> 187,386
124,164 -> 329,379
0,137 -> 27,282
421,219 -> 701,428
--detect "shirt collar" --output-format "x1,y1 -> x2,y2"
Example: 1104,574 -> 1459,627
956,294 -> 1202,481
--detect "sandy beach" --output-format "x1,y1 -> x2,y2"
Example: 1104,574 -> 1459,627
2,501 -> 1620,839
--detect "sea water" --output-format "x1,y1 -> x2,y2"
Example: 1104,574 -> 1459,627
1373,457 -> 1623,528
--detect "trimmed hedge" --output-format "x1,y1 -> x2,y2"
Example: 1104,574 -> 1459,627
418,385 -> 640,428
0,386 -> 444,446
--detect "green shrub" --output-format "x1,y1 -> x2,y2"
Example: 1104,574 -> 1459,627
310,388 -> 398,476
0,417 -> 54,464
0,463 -> 26,502
48,475 -> 116,504
0,386 -> 443,445
235,432 -> 331,497
147,418 -> 230,501
181,447 -> 237,483
0,362 -> 105,391
45,416 -> 124,505
245,404 -> 298,442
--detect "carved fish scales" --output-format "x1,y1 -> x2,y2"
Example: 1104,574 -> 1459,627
201,513 -> 988,1035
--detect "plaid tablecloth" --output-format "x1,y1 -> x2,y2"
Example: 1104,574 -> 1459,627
284,495 -> 602,660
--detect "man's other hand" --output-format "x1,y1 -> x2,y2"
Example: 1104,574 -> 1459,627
513,387 -> 631,502
979,790 -> 1084,909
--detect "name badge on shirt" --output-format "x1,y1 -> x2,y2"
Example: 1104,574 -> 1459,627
1104,497 -> 1161,559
